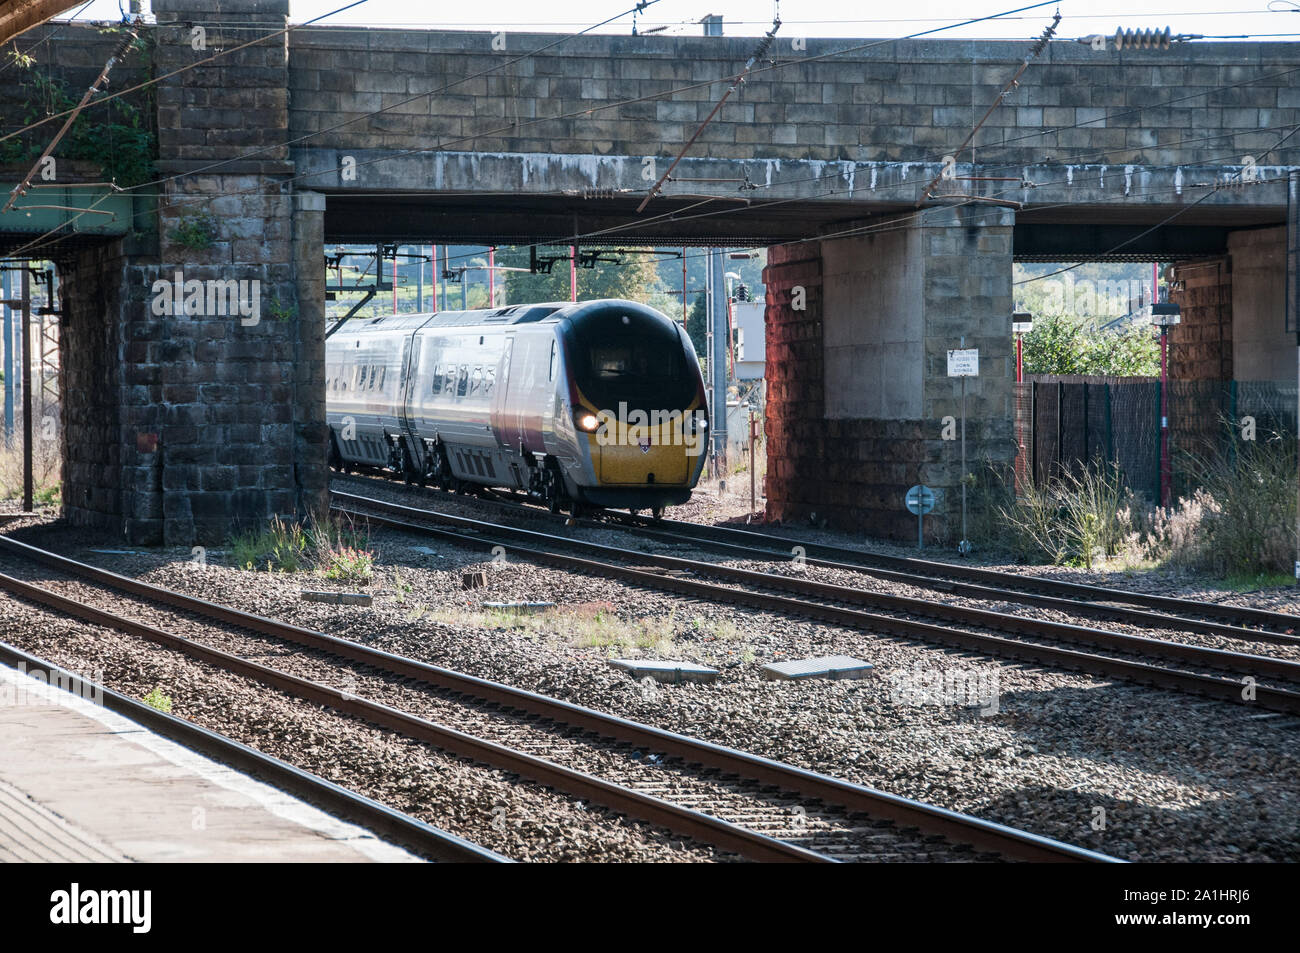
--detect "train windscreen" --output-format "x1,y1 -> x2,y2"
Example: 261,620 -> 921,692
567,309 -> 697,411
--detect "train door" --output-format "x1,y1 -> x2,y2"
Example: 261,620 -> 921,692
397,336 -> 413,430
493,335 -> 518,451
400,333 -> 421,435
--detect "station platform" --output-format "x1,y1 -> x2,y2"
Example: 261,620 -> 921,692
0,661 -> 420,863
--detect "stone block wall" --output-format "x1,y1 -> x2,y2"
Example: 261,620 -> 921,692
1169,259 -> 1232,381
284,29 -> 1300,167
58,241 -> 129,533
763,242 -> 948,540
44,0 -> 329,545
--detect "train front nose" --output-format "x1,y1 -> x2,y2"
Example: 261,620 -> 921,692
593,411 -> 704,486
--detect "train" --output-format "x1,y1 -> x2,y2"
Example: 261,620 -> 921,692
326,298 -> 710,518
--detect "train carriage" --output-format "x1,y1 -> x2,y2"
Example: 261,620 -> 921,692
327,299 -> 709,517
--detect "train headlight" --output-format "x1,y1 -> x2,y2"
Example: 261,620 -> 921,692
577,413 -> 600,432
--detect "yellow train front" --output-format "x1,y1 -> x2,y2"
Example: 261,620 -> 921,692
558,300 -> 710,517
326,298 -> 709,519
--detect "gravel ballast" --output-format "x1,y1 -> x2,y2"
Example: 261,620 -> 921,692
5,498 -> 1298,862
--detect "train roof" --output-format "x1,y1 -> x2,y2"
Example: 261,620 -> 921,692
332,302 -> 575,334
328,300 -> 673,337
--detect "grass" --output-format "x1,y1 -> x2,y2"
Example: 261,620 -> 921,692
227,513 -> 375,583
1219,571 -> 1296,593
996,462 -> 1132,569
142,687 -> 172,713
994,425 -> 1298,582
229,515 -> 309,572
0,402 -> 63,506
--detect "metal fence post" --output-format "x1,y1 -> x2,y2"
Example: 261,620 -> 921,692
1154,378 -> 1163,503
1056,381 -> 1063,479
1105,385 -> 1113,465
1030,382 -> 1038,485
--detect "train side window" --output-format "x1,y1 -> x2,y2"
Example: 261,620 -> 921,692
470,365 -> 482,395
485,365 -> 496,396
378,367 -> 387,391
456,365 -> 469,397
444,364 -> 454,394
549,340 -> 557,380
431,363 -> 442,395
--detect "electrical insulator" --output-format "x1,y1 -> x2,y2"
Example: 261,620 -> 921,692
1113,27 -> 1172,50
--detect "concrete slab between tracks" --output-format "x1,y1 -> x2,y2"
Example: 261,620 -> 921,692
0,661 -> 421,863
762,655 -> 875,681
608,659 -> 720,683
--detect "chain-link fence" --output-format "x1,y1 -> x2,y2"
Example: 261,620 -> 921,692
1014,376 -> 1297,502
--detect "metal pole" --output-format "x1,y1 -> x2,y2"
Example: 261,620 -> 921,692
1160,326 -> 1170,507
21,267 -> 32,512
682,248 -> 687,326
1015,333 -> 1023,383
419,245 -> 427,312
708,248 -> 728,475
441,246 -> 450,310
488,246 -> 496,308
959,334 -> 968,553
749,409 -> 756,511
392,248 -> 398,313
2,268 -> 12,445
570,245 -> 577,302
960,375 -> 967,550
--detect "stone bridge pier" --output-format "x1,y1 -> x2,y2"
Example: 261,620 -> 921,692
764,208 -> 1015,540
57,0 -> 328,545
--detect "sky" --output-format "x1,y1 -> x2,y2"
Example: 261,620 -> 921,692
59,0 -> 1300,42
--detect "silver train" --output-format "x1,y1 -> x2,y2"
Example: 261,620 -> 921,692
326,299 -> 709,517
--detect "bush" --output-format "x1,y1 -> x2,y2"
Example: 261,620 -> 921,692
996,426 -> 1296,580
1166,430 -> 1296,577
996,462 -> 1135,569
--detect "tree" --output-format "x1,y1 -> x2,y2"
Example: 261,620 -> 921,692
1020,313 -> 1159,377
685,294 -> 707,357
500,246 -> 662,304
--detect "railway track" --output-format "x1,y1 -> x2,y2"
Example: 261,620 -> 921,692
609,510 -> 1300,638
0,534 -> 1112,863
0,635 -> 506,863
342,471 -> 1300,642
328,487 -> 1300,716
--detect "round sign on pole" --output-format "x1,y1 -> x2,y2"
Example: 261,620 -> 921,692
905,484 -> 935,515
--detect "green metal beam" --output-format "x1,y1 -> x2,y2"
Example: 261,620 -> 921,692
0,185 -> 136,238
